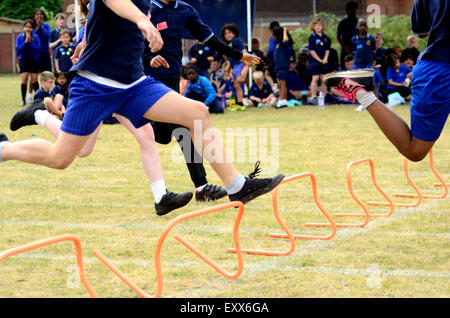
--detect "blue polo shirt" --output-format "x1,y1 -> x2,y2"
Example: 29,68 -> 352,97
184,75 -> 216,106
373,69 -> 383,95
71,0 -> 150,84
34,87 -> 55,102
411,0 -> 450,63
337,16 -> 358,48
55,44 -> 75,72
226,37 -> 246,69
351,34 -> 376,67
249,81 -> 273,99
308,32 -> 330,61
274,41 -> 290,72
145,0 -> 214,80
286,71 -> 309,100
386,65 -> 412,90
188,43 -> 214,73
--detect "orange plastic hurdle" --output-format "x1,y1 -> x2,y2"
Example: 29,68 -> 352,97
93,201 -> 245,298
332,158 -> 395,219
227,178 -> 297,256
269,172 -> 337,241
394,150 -> 448,200
0,234 -> 98,298
367,157 -> 423,208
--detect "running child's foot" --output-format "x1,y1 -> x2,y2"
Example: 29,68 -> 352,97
155,190 -> 193,216
229,173 -> 285,204
195,183 -> 228,202
10,100 -> 46,131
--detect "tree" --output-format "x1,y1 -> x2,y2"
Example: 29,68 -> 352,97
0,0 -> 63,21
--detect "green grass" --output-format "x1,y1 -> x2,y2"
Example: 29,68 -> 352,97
0,75 -> 449,298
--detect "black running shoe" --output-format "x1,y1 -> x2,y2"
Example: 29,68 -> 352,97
195,183 -> 228,202
155,190 -> 193,216
0,132 -> 8,143
228,161 -> 285,205
10,100 -> 46,131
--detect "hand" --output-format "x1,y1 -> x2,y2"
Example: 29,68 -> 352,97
190,57 -> 197,64
137,18 -> 163,53
241,52 -> 261,67
322,58 -> 328,65
25,32 -> 31,43
150,55 -> 169,68
71,41 -> 86,64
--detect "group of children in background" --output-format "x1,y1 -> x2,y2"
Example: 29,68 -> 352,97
16,9 -> 420,114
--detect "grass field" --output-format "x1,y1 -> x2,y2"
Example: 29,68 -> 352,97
0,74 -> 448,298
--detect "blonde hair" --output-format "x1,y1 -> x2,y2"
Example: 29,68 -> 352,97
59,29 -> 71,37
252,71 -> 264,82
407,35 -> 417,43
310,18 -> 325,32
40,71 -> 55,82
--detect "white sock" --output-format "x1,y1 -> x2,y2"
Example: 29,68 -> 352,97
196,183 -> 207,192
225,174 -> 246,195
151,179 -> 167,204
34,109 -> 52,127
355,89 -> 377,110
0,141 -> 10,162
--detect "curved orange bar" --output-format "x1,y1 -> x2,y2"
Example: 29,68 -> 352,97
368,157 -> 423,208
333,158 -> 395,219
394,150 -> 448,200
270,172 -> 337,241
93,201 -> 245,298
0,234 -> 98,298
228,176 -> 296,256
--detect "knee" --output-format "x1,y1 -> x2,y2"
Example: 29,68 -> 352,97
50,156 -> 74,170
404,152 -> 428,162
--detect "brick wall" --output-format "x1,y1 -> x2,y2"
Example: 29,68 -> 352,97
0,32 -> 19,73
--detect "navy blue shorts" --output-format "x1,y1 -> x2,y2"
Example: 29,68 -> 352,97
410,59 -> 450,142
276,68 -> 289,81
19,58 -> 39,74
61,75 -> 172,136
308,61 -> 328,76
232,62 -> 245,80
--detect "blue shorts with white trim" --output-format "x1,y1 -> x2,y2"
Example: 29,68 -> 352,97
61,75 -> 172,136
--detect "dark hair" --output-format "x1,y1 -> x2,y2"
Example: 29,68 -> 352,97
182,63 -> 198,78
386,53 -> 398,68
22,19 -> 34,28
272,26 -> 294,47
269,21 -> 280,30
345,1 -> 359,12
344,54 -> 354,62
32,8 -> 46,22
79,0 -> 90,16
221,23 -> 240,40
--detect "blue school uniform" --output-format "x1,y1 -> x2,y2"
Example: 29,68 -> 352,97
249,81 -> 273,100
373,69 -> 383,96
52,84 -> 69,106
16,33 -> 41,73
351,34 -> 376,68
274,40 -> 290,81
188,43 -> 214,77
409,0 -> 450,141
184,75 -> 223,113
55,44 -> 75,72
33,87 -> 55,102
146,0 -> 214,80
64,0 -> 171,136
386,65 -> 412,90
308,32 -> 330,75
286,71 -> 309,100
33,22 -> 52,71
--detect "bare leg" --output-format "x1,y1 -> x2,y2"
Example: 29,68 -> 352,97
366,100 -> 435,161
143,92 -> 239,185
114,114 -> 163,183
310,75 -> 319,98
2,131 -> 91,169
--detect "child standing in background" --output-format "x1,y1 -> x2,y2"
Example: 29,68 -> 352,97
54,29 -> 75,73
308,18 -> 330,99
16,19 -> 41,106
272,26 -> 292,108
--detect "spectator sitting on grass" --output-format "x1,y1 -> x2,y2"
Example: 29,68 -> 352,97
34,71 -> 65,119
248,71 -> 277,107
183,64 -> 224,114
385,53 -> 412,102
286,60 -> 310,101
